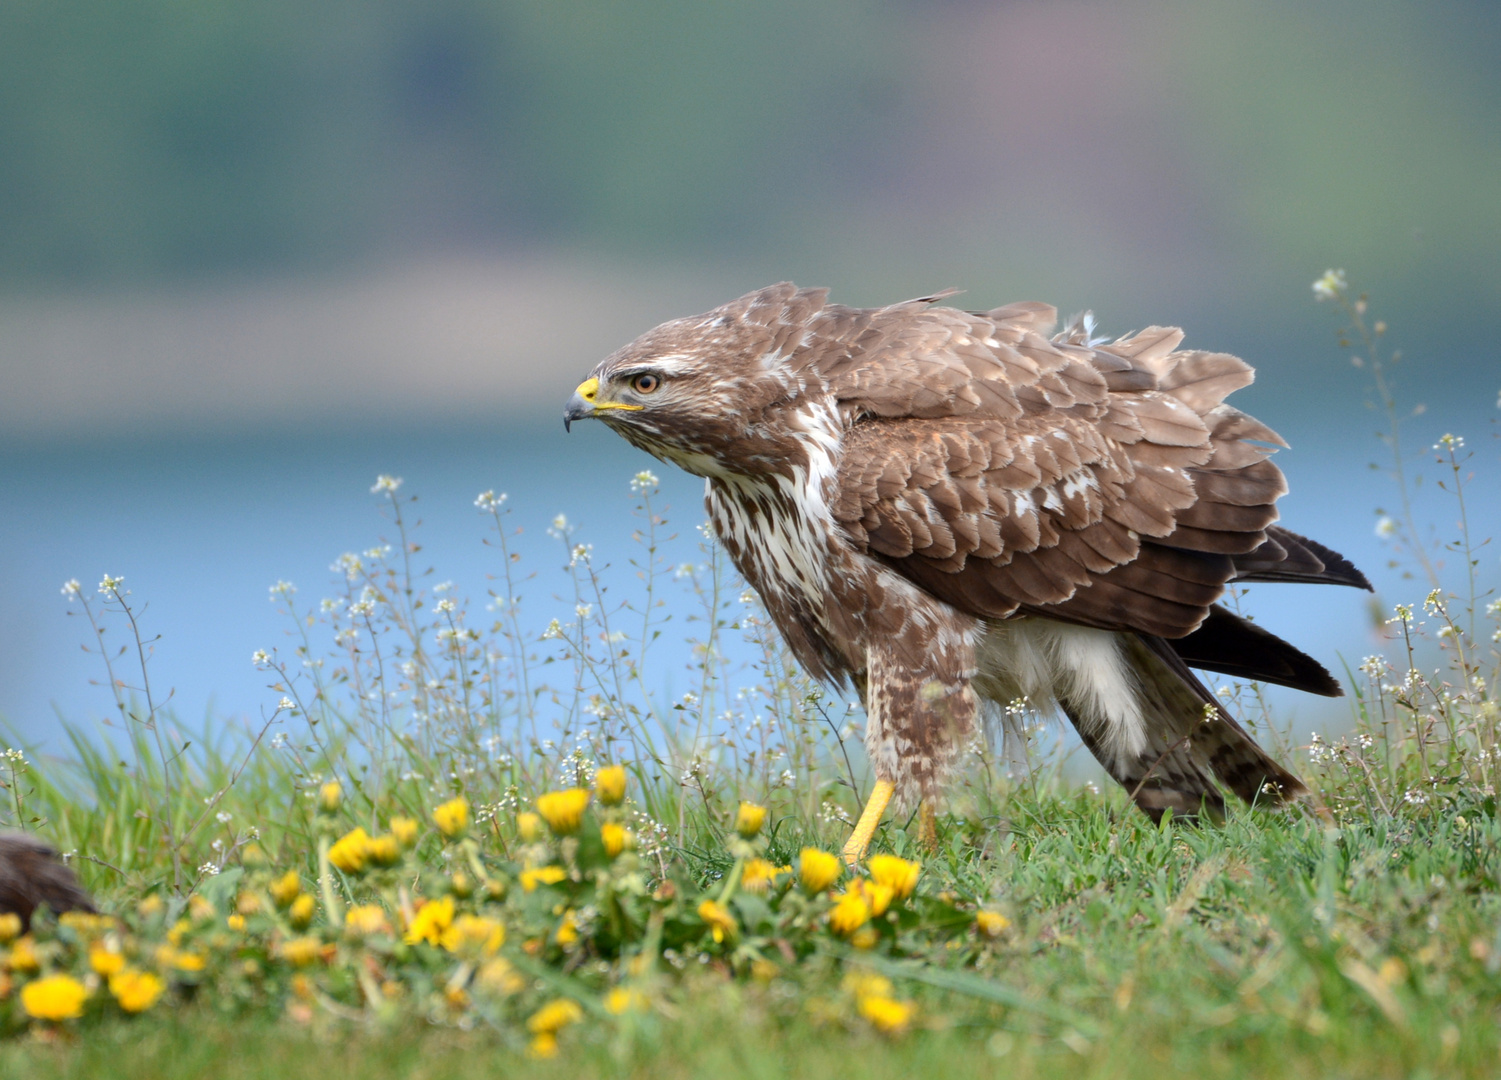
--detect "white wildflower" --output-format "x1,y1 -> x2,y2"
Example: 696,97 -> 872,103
1374,516 -> 1397,539
278,697 -> 296,711
1312,269 -> 1347,301
60,579 -> 81,598
630,470 -> 660,493
474,490 -> 507,512
269,580 -> 296,598
370,474 -> 403,494
99,574 -> 124,592
252,649 -> 272,667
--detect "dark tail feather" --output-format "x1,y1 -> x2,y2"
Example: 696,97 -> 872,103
1171,604 -> 1343,697
1232,527 -> 1372,590
0,833 -> 96,929
1061,634 -> 1306,822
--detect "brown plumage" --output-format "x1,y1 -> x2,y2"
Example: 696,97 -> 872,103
565,284 -> 1370,824
0,832 -> 96,928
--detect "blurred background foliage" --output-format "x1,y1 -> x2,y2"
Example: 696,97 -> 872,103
1,1 -> 1496,312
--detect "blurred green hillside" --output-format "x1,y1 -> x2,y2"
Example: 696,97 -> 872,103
2,1 -> 1498,310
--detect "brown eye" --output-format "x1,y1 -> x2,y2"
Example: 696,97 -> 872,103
632,373 -> 661,394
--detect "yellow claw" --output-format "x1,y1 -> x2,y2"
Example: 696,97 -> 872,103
841,779 -> 895,867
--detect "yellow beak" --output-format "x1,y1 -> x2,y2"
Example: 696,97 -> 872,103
563,377 -> 642,431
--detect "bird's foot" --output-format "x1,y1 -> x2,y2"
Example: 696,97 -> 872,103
841,779 -> 895,867
918,801 -> 939,852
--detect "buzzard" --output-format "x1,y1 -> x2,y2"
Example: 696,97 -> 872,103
564,284 -> 1369,864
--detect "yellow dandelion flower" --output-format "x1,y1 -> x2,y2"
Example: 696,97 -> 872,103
89,943 -> 126,977
60,911 -> 113,934
226,914 -> 247,932
740,858 -> 785,895
843,972 -> 893,999
433,797 -> 470,839
366,834 -> 401,868
828,890 -> 871,936
404,896 -> 454,946
600,822 -> 629,858
594,765 -> 627,806
269,870 -> 301,908
735,802 -> 768,838
697,899 -> 738,944
167,918 -> 191,945
858,994 -> 913,1034
868,854 -> 921,900
555,910 -> 579,945
278,936 -> 323,966
975,910 -> 1011,937
344,904 -> 390,937
444,985 -> 470,1009
521,865 -> 567,892
536,789 -> 590,835
517,812 -> 544,843
799,847 -> 842,894
528,997 -> 583,1035
8,936 -> 39,973
389,816 -> 419,848
288,894 -> 316,930
0,913 -> 20,942
441,914 -> 505,957
21,974 -> 88,1021
236,893 -> 262,917
318,779 -> 342,813
159,946 -> 207,972
328,827 -> 373,874
136,894 -> 165,919
850,925 -> 880,949
528,1033 -> 559,1059
858,879 -> 896,917
108,969 -> 164,1013
476,957 -> 526,996
605,987 -> 649,1014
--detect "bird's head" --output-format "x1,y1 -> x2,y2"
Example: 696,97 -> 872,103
564,285 -> 830,477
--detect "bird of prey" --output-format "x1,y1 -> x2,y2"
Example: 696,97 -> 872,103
565,284 -> 1369,864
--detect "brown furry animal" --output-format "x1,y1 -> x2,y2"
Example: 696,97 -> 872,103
0,832 -> 96,928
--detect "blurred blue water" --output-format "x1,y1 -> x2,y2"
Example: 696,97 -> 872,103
0,408 -> 1494,755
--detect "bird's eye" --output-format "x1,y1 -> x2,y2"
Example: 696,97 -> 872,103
631,373 -> 661,394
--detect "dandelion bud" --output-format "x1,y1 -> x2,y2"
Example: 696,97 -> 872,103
798,847 -> 842,894
535,789 -> 591,836
450,871 -> 474,899
389,816 -> 419,849
594,765 -> 628,806
318,780 -> 343,813
288,893 -> 316,930
0,912 -> 20,943
735,802 -> 768,838
517,812 -> 543,843
975,910 -> 1010,938
269,871 -> 301,909
697,899 -> 738,944
433,797 -> 470,840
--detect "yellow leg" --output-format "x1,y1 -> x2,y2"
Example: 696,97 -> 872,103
841,779 -> 895,867
918,801 -> 939,851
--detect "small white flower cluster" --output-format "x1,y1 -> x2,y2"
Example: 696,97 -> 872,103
60,578 -> 81,598
370,474 -> 403,494
1312,269 -> 1347,301
269,580 -> 297,599
99,574 -> 125,593
1433,433 -> 1465,452
473,490 -> 507,512
629,470 -> 660,494
1403,789 -> 1430,807
251,649 -> 272,668
277,697 -> 296,711
1374,516 -> 1397,539
541,619 -> 564,641
2,748 -> 27,768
